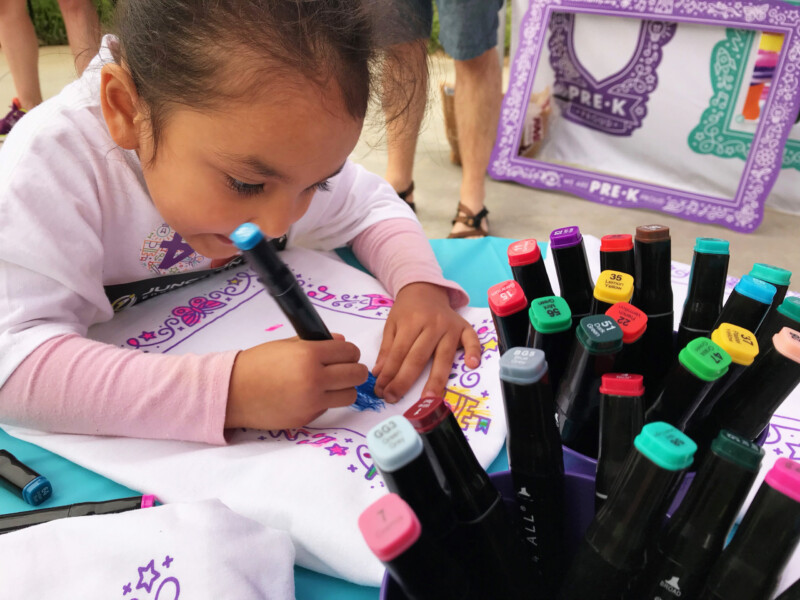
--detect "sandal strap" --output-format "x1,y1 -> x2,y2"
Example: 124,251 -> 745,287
397,181 -> 415,201
451,203 -> 489,228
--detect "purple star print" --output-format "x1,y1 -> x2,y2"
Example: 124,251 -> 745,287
136,559 -> 160,593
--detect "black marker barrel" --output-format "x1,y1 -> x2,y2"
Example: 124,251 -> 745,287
638,430 -> 763,600
556,315 -> 623,458
749,262 -> 791,310
595,374 -> 645,511
559,422 -> 696,600
645,337 -> 731,430
698,458 -> 800,600
677,237 -> 730,350
529,295 -> 573,392
605,302 -> 647,375
488,280 -> 529,356
0,450 -> 52,506
713,275 -> 775,334
757,296 -> 800,348
550,226 -> 595,323
499,348 -> 564,594
591,270 -> 634,315
508,239 -> 553,303
600,234 -> 634,277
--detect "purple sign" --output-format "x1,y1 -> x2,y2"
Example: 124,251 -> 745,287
489,0 -> 800,233
549,14 -> 676,136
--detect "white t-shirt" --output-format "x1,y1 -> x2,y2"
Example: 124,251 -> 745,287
0,36 -> 416,389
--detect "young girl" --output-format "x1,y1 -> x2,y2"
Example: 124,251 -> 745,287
0,0 -> 481,444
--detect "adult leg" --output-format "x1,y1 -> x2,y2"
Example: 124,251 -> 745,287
57,0 -> 100,74
0,0 -> 42,110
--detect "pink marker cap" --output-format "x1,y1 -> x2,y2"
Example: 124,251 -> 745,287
773,327 -> 800,364
488,280 -> 527,317
507,239 -> 542,266
765,458 -> 800,504
358,493 -> 421,562
141,494 -> 157,508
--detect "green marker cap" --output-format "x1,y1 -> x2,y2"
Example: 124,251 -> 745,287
678,337 -> 731,382
749,263 -> 791,287
778,297 -> 800,324
695,237 -> 730,255
529,296 -> 572,334
634,422 -> 696,471
711,429 -> 764,472
576,315 -> 623,354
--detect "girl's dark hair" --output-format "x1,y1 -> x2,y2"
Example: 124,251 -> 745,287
112,0 -> 378,156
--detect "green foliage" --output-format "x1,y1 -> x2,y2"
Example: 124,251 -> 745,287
29,0 -> 114,46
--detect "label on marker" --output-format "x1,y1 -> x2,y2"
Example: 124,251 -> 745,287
594,270 -> 634,304
711,323 -> 759,366
488,280 -> 528,317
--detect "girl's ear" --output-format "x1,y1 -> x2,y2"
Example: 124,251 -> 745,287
100,63 -> 144,150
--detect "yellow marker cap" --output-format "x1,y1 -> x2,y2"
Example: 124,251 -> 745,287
594,270 -> 634,305
711,323 -> 759,366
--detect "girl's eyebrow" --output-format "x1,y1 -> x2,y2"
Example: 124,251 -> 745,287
218,153 -> 346,185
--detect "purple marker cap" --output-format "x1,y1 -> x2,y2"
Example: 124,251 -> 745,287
550,226 -> 583,249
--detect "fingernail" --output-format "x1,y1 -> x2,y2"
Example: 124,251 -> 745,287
384,393 -> 397,404
467,355 -> 480,368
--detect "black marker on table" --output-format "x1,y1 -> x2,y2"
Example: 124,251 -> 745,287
528,295 -> 573,392
488,280 -> 530,356
550,226 -> 595,325
599,234 -> 634,277
713,275 -> 775,335
0,450 -> 52,506
508,239 -> 553,303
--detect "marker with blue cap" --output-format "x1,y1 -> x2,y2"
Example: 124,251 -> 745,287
749,262 -> 791,310
0,450 -> 52,506
713,275 -> 776,335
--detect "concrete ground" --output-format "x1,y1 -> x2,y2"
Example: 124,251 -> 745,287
2,46 -> 798,280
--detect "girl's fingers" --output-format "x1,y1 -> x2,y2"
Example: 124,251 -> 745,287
372,320 -> 397,377
322,388 -> 359,409
374,322 -> 424,397
422,332 -> 461,398
322,362 -> 370,391
381,327 -> 445,402
317,339 -> 362,365
461,323 -> 483,369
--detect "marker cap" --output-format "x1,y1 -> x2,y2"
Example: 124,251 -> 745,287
604,302 -> 647,344
633,422 -> 696,471
694,237 -> 730,255
749,263 -> 791,287
734,275 -> 776,306
765,458 -> 800,504
594,270 -> 634,304
507,239 -> 542,266
358,493 -> 421,561
529,295 -> 572,333
711,323 -> 759,366
678,337 -> 731,381
773,327 -> 800,364
549,226 -> 582,249
599,373 -> 644,397
404,396 -> 450,434
778,297 -> 800,323
499,348 -> 548,385
367,417 -> 424,473
711,430 -> 764,472
635,224 -> 670,243
141,495 -> 157,508
21,476 -> 52,506
600,234 -> 633,252
576,315 -> 624,354
488,280 -> 527,317
229,222 -> 264,250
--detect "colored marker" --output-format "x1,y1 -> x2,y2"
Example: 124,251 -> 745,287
632,225 -> 674,403
595,374 -> 645,511
0,450 -> 52,506
508,239 -> 553,303
528,295 -> 573,392
677,238 -> 730,350
499,348 -> 564,595
599,234 -> 635,277
757,296 -> 800,347
550,226 -> 595,324
637,430 -> 763,600
605,302 -> 647,376
713,275 -> 775,335
359,493 -> 470,600
645,337 -> 731,430
698,458 -> 800,600
556,315 -> 624,458
0,495 -> 156,535
749,262 -> 791,310
591,270 -> 634,315
230,223 -> 331,340
559,422 -> 696,600
488,280 -> 529,356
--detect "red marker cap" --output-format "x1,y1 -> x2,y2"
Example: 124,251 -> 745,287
507,239 -> 542,267
358,493 -> 421,561
605,302 -> 648,344
404,395 -> 451,433
599,373 -> 644,397
487,280 -> 528,317
600,234 -> 633,252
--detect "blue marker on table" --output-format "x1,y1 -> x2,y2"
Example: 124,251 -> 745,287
0,450 -> 51,506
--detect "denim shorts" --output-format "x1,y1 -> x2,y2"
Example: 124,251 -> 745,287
435,0 -> 504,61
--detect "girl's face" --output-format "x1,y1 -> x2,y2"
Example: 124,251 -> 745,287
137,81 -> 363,261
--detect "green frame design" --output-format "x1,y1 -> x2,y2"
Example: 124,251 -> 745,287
689,28 -> 800,171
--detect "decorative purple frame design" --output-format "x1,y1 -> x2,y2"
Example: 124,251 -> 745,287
488,0 -> 800,232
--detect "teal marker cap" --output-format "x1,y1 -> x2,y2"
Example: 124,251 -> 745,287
749,263 -> 791,287
499,348 -> 548,385
229,222 -> 264,250
735,275 -> 776,306
711,430 -> 764,472
678,337 -> 731,382
576,315 -> 623,354
367,416 -> 423,473
634,422 -> 696,471
529,296 -> 572,334
778,297 -> 800,323
694,237 -> 729,255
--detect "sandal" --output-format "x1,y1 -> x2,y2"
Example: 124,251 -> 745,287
397,181 -> 416,213
447,203 -> 489,239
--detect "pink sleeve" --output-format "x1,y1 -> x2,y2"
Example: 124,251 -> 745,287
350,218 -> 469,308
0,334 -> 236,445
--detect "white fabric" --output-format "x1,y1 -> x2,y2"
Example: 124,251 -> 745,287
2,248 -> 507,586
0,35 -> 416,390
0,499 -> 296,599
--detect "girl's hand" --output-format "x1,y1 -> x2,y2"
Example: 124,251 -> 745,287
225,334 -> 368,430
372,283 -> 481,403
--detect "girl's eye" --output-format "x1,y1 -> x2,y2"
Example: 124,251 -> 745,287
226,176 -> 264,197
313,179 -> 332,193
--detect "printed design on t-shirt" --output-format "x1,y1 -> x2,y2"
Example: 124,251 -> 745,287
764,414 -> 800,460
140,224 -> 205,275
121,555 -> 180,599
